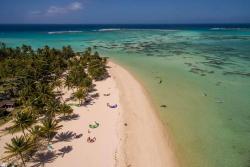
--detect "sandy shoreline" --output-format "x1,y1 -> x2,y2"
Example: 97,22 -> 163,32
0,61 -> 178,167
110,61 -> 178,167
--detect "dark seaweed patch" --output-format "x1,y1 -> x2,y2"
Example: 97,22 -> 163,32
184,62 -> 194,67
216,81 -> 222,86
223,71 -> 250,77
189,67 -> 214,76
202,35 -> 250,41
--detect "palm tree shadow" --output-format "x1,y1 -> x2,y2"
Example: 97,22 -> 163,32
54,131 -> 76,142
82,97 -> 95,106
59,113 -> 80,121
31,151 -> 57,167
65,96 -> 75,102
90,93 -> 99,99
57,145 -> 73,157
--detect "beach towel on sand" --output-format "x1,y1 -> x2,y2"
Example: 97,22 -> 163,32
107,103 -> 118,108
89,121 -> 99,129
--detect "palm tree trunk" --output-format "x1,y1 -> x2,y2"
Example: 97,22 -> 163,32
22,129 -> 27,140
50,112 -> 54,119
60,95 -> 65,103
48,133 -> 51,145
19,153 -> 26,167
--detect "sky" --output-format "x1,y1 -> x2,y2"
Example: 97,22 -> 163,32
0,0 -> 250,24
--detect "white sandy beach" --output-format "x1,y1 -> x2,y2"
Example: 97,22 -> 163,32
0,61 -> 178,167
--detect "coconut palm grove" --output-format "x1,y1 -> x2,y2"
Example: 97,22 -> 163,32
0,43 -> 107,166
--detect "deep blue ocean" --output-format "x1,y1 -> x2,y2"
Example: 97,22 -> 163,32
0,24 -> 250,32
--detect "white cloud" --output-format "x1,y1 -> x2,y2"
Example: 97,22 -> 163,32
68,2 -> 83,11
47,6 -> 66,15
46,1 -> 83,15
30,1 -> 83,16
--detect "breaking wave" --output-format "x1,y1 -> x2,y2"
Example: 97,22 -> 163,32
97,28 -> 122,32
210,28 -> 248,30
48,31 -> 83,34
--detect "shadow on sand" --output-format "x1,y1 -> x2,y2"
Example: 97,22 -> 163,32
59,113 -> 80,122
31,151 -> 57,167
57,146 -> 73,157
54,131 -> 76,142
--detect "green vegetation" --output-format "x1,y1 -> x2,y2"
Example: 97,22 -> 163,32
3,136 -> 33,167
74,88 -> 87,106
59,103 -> 73,117
40,117 -> 62,144
0,43 -> 107,166
88,51 -> 108,80
10,110 -> 36,137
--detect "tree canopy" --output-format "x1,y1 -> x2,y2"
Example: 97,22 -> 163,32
0,43 -> 108,166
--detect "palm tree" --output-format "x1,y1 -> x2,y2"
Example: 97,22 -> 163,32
43,99 -> 61,118
59,103 -> 73,117
35,81 -> 54,105
74,88 -> 87,106
65,74 -> 74,91
62,46 -> 74,59
84,47 -> 92,56
40,118 -> 62,144
11,111 -> 36,138
28,125 -> 42,145
78,77 -> 92,89
53,79 -> 62,92
88,58 -> 107,81
17,79 -> 35,106
51,79 -> 65,103
3,135 -> 33,167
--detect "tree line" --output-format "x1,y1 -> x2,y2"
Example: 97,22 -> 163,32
0,43 -> 107,166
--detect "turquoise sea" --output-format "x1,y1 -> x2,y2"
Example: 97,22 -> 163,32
0,24 -> 250,167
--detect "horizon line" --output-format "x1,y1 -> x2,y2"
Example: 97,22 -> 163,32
0,23 -> 250,25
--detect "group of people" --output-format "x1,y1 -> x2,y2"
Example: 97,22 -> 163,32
86,93 -> 118,144
87,137 -> 96,143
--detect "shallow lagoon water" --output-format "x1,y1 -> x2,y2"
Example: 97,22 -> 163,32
1,25 -> 250,167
